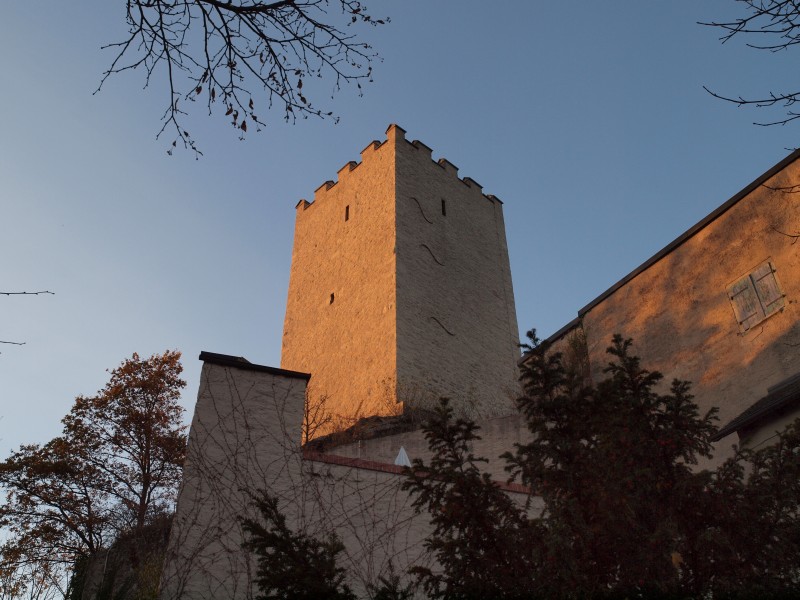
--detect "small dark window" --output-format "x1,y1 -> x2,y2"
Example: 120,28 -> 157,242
441,199 -> 446,216
329,293 -> 335,304
345,205 -> 350,221
728,260 -> 784,332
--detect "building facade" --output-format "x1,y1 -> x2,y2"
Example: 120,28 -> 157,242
546,150 -> 800,457
281,125 -> 520,431
161,130 -> 800,598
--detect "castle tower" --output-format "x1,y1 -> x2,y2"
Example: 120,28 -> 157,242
281,125 -> 520,433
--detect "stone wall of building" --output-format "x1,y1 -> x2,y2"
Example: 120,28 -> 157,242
280,132 -> 400,428
159,358 -> 309,599
327,412 -> 530,482
551,152 -> 800,462
281,125 -> 521,432
163,136 -> 800,600
159,356 -> 435,600
394,127 -> 521,419
741,406 -> 800,450
160,133 -> 800,600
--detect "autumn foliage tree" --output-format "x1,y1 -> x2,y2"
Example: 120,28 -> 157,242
0,436 -> 108,597
0,350 -> 186,597
63,350 -> 186,536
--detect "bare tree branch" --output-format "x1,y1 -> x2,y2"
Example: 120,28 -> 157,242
2,290 -> 53,350
772,225 -> 800,243
96,0 -> 388,155
702,1 -> 800,128
763,182 -> 800,193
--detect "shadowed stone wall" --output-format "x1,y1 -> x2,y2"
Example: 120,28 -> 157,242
159,356 -> 436,600
395,128 -> 520,419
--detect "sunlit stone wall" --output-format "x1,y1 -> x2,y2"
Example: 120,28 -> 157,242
555,154 -> 800,462
281,124 -> 521,431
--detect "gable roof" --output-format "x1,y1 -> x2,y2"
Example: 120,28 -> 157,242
546,148 -> 800,345
712,373 -> 800,441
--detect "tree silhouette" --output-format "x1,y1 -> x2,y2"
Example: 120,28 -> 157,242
402,399 -> 540,600
99,0 -> 388,154
406,332 -> 800,598
242,490 -> 356,600
703,1 -> 800,127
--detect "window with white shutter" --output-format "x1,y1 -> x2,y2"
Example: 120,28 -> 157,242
728,260 -> 785,332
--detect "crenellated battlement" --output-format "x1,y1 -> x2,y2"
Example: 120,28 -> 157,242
411,139 -> 433,156
283,123 -> 520,433
297,124 -> 502,211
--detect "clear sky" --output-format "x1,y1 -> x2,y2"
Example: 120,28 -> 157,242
1,1 -> 797,453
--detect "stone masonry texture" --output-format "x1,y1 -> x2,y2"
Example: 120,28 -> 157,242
162,133 -> 800,600
281,124 -> 521,433
553,153 -> 800,463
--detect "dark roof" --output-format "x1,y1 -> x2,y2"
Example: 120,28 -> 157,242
520,317 -> 581,365
545,148 -> 800,345
543,317 -> 581,346
712,373 -> 800,441
304,411 -> 431,452
199,351 -> 311,380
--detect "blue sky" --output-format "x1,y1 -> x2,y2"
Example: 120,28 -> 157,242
1,1 -> 797,452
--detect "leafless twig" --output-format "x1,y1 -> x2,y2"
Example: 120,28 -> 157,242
772,225 -> 800,243
702,1 -> 800,128
96,0 -> 388,155
763,182 -> 800,193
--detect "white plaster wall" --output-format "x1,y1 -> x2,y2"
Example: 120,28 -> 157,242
159,361 -> 434,600
159,362 -> 308,599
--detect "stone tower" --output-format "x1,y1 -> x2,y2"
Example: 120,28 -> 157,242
281,125 -> 520,432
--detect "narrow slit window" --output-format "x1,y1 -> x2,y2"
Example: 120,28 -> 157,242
345,205 -> 350,221
441,199 -> 446,216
